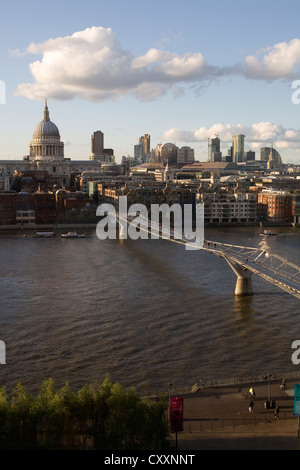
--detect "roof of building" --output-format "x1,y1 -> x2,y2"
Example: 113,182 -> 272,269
32,100 -> 60,138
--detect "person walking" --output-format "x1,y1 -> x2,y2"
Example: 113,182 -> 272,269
274,405 -> 280,419
249,387 -> 255,399
280,378 -> 286,390
249,400 -> 254,413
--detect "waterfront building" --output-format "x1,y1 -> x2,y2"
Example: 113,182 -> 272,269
198,192 -> 257,224
293,193 -> 300,225
0,192 -> 16,225
257,189 -> 293,223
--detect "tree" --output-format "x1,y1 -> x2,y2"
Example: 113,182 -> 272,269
0,376 -> 170,450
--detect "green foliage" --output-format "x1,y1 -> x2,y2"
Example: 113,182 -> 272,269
0,376 -> 170,450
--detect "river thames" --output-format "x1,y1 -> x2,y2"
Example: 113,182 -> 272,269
0,225 -> 299,394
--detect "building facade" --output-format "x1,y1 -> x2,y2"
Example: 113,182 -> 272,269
89,130 -> 114,162
198,192 -> 257,224
232,134 -> 245,163
177,146 -> 195,163
209,136 -> 222,162
257,190 -> 293,223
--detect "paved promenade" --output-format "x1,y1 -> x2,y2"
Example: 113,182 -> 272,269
172,378 -> 300,450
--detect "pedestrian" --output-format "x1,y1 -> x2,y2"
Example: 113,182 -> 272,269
249,387 -> 255,399
274,405 -> 280,419
280,378 -> 286,390
249,400 -> 254,413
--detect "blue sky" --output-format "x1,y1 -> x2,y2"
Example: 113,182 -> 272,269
1,0 -> 300,162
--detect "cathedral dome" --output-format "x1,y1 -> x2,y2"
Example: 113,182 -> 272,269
29,100 -> 64,161
33,120 -> 60,138
32,100 -> 60,139
33,121 -> 59,138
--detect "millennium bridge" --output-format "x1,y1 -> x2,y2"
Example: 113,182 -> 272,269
116,212 -> 300,299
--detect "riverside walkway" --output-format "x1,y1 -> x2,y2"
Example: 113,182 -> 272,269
169,377 -> 300,450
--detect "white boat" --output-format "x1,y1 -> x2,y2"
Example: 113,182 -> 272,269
61,231 -> 86,238
260,230 -> 278,236
34,231 -> 56,238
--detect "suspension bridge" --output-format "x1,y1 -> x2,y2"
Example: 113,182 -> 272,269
202,240 -> 300,299
116,212 -> 300,299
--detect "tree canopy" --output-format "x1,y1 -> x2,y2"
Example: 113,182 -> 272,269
0,375 -> 170,450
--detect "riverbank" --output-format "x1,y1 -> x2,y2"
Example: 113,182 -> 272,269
174,375 -> 300,450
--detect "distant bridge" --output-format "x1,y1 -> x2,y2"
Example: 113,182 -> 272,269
116,213 -> 300,299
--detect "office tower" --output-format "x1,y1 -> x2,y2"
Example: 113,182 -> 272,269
232,134 -> 245,163
260,146 -> 282,166
209,136 -> 222,162
89,131 -> 114,162
177,146 -> 195,163
245,150 -> 255,161
138,134 -> 151,162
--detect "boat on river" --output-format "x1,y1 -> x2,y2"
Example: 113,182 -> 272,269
61,231 -> 86,238
34,232 -> 56,238
260,229 -> 278,236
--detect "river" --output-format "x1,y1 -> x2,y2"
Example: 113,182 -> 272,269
0,225 -> 299,394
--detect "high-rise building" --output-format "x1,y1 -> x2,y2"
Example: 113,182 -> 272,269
245,150 -> 255,161
177,146 -> 195,163
232,134 -> 245,163
138,134 -> 151,162
209,136 -> 222,162
260,146 -> 282,166
89,131 -> 114,162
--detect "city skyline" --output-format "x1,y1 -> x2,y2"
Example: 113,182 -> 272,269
1,0 -> 300,163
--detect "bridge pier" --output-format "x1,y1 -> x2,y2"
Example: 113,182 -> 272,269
224,256 -> 253,296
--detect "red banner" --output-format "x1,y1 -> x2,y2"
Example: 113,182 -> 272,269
170,396 -> 183,433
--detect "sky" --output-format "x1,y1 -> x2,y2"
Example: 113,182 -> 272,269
1,0 -> 300,163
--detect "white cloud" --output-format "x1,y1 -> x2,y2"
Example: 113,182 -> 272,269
13,27 -> 300,103
244,39 -> 300,80
163,122 -> 300,150
14,27 -> 220,102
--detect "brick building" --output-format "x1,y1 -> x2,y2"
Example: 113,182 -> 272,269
257,190 -> 293,223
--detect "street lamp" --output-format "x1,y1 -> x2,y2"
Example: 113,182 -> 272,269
264,373 -> 273,409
